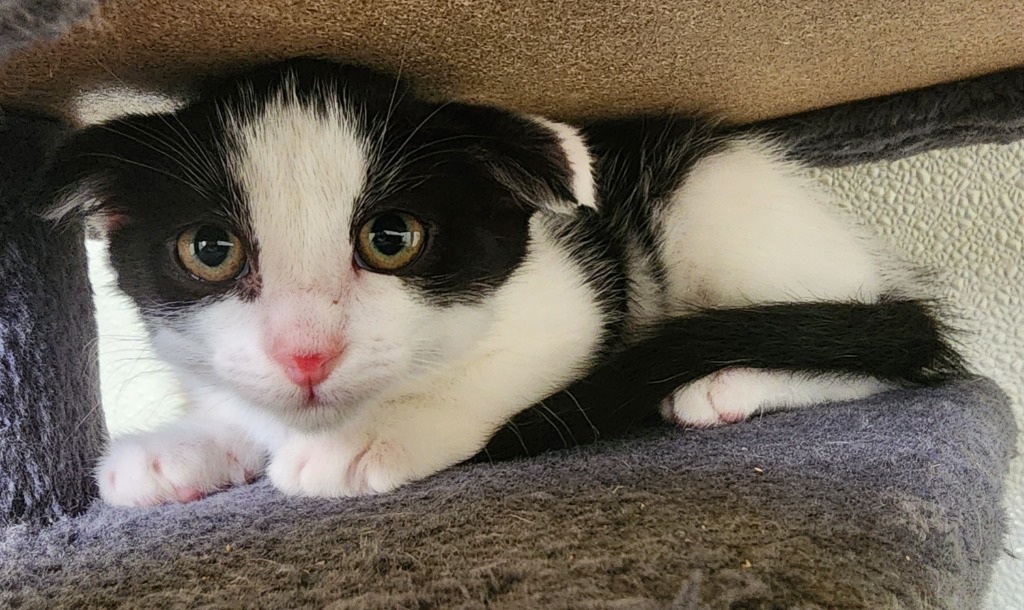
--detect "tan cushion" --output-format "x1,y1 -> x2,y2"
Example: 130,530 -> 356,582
1,0 -> 1022,124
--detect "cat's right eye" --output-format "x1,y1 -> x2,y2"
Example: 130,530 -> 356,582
176,226 -> 248,283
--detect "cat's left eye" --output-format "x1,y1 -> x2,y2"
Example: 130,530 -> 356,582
355,212 -> 426,272
176,226 -> 248,282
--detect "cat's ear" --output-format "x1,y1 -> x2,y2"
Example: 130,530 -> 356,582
42,124 -> 128,231
441,105 -> 596,214
526,116 -> 596,213
42,116 -> 165,232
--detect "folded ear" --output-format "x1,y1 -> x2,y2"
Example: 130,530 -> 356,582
528,116 -> 596,212
43,123 -> 128,230
440,104 -> 596,214
42,113 -> 181,232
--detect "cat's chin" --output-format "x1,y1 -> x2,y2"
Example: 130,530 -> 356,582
262,399 -> 358,432
233,387 -> 369,432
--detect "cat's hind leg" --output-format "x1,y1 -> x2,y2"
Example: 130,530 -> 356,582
97,415 -> 266,507
661,368 -> 890,428
652,138 -> 905,427
655,137 -> 909,310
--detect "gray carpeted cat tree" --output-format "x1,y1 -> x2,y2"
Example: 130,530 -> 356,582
0,2 -> 1020,608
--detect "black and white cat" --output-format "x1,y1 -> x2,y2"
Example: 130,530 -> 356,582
45,59 -> 962,506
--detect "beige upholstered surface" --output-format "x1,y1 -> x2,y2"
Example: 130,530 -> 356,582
1,0 -> 1022,124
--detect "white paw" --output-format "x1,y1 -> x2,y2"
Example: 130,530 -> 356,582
662,368 -> 890,428
97,424 -> 266,507
661,367 -> 768,428
267,433 -> 411,497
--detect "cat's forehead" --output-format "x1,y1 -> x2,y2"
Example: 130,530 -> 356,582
225,87 -> 370,288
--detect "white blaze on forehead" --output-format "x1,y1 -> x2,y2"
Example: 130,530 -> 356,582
228,84 -> 369,291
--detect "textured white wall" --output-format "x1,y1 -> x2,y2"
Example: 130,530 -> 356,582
88,141 -> 1024,607
810,143 -> 1023,609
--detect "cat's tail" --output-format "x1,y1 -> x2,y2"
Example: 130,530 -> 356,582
478,298 -> 968,460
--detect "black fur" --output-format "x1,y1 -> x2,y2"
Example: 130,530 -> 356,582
583,115 -> 723,294
480,299 -> 967,460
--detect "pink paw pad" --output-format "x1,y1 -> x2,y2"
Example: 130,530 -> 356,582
173,486 -> 206,503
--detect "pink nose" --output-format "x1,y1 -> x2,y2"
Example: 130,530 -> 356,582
275,350 -> 342,386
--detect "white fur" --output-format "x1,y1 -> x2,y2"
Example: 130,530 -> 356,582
97,414 -> 265,507
268,216 -> 606,496
229,81 -> 366,292
656,138 -> 907,311
532,117 -> 597,211
44,187 -> 100,224
73,86 -> 188,126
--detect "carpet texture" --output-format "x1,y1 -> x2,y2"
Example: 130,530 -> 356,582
1,1 -> 1023,123
0,110 -> 106,526
0,379 -> 1015,609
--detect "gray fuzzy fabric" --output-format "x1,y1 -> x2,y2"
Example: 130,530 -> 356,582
0,379 -> 1015,609
0,0 -> 97,59
753,66 -> 1024,167
0,110 -> 106,526
0,0 -> 104,528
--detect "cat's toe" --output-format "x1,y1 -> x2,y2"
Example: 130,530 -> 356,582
662,368 -> 762,428
267,438 -> 353,497
661,377 -> 720,427
97,430 -> 264,507
268,435 -> 409,497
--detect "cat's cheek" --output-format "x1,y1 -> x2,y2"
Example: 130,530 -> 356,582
267,433 -> 412,497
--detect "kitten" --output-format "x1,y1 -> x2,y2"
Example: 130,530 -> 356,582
45,59 -> 963,505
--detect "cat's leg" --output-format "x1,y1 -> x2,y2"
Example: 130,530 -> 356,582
97,413 -> 267,507
660,368 -> 890,427
266,393 -> 497,497
653,138 -> 905,425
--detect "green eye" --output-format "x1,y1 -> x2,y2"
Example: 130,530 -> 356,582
176,225 -> 248,282
355,212 -> 426,272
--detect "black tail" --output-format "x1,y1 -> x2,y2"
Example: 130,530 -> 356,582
477,299 -> 967,461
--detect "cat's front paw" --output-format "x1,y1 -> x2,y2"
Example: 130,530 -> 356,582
661,367 -> 765,428
268,433 -> 411,497
98,424 -> 266,507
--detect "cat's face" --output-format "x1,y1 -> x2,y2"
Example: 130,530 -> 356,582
48,60 -> 594,429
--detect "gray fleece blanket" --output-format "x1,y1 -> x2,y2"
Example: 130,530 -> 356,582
0,380 -> 1015,609
1,2 -> 1023,608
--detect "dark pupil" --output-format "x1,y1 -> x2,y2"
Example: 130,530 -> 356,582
370,214 -> 412,256
193,227 -> 232,267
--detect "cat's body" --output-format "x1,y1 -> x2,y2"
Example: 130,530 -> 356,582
46,59 -> 962,506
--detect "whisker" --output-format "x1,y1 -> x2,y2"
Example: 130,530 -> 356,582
79,152 -> 207,197
380,101 -> 454,177
100,123 -> 211,193
539,400 -> 578,446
